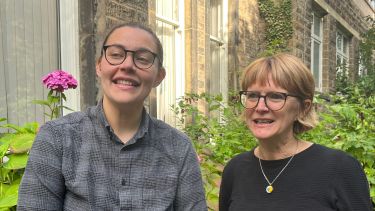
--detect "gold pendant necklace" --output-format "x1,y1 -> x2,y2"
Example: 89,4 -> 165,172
258,141 -> 298,194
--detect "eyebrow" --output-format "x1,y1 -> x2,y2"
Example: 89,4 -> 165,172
105,44 -> 156,54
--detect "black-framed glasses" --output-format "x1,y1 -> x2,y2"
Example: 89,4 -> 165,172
102,45 -> 158,70
239,91 -> 300,111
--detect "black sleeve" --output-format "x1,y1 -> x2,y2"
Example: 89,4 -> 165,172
334,154 -> 373,211
219,161 -> 234,211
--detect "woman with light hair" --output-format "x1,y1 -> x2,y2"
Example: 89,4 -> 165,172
219,53 -> 372,210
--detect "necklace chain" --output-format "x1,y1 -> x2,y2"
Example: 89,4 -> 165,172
258,141 -> 299,193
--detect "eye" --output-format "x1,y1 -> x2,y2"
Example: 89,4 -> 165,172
135,50 -> 154,64
246,92 -> 260,101
267,92 -> 286,101
107,47 -> 125,59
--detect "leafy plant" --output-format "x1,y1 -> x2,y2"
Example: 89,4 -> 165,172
302,90 -> 375,202
0,121 -> 38,210
172,93 -> 257,210
359,16 -> 375,78
258,0 -> 293,55
174,90 -> 375,209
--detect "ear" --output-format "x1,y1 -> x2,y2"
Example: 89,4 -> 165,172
300,99 -> 312,118
153,67 -> 166,87
96,58 -> 102,77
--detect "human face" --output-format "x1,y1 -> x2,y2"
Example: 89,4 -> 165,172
96,27 -> 165,107
244,75 -> 301,142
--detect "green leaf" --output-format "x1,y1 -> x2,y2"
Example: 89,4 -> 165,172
0,192 -> 18,208
9,133 -> 35,154
0,124 -> 22,133
0,144 -> 9,159
0,179 -> 20,208
0,134 -> 16,145
61,93 -> 67,101
3,154 -> 29,170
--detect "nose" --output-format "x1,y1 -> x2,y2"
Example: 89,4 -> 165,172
255,97 -> 269,112
118,53 -> 136,70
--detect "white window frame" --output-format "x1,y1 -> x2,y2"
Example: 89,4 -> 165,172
336,30 -> 349,73
59,0 -> 80,114
155,0 -> 185,126
311,13 -> 323,91
209,0 -> 228,103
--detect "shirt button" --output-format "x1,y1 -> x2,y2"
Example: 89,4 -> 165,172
121,178 -> 126,186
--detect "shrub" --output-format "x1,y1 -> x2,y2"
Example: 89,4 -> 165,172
0,120 -> 37,210
174,91 -> 375,209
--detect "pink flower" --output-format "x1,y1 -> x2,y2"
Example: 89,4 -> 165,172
42,70 -> 78,92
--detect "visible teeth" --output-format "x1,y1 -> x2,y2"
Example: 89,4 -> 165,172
117,80 -> 134,85
255,120 -> 273,124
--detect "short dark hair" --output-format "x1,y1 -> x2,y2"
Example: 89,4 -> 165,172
100,23 -> 164,68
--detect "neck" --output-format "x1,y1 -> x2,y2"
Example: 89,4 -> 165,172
256,137 -> 299,160
102,98 -> 143,143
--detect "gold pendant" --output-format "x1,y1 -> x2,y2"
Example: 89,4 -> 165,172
266,185 -> 273,193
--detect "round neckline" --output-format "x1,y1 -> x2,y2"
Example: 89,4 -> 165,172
252,143 -> 316,163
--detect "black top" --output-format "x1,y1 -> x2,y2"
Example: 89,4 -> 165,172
219,144 -> 373,211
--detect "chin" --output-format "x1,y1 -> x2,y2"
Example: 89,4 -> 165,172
250,130 -> 276,141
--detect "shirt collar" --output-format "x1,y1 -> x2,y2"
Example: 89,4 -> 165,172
96,99 -> 150,143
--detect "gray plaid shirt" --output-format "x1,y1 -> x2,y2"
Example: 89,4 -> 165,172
18,101 -> 207,211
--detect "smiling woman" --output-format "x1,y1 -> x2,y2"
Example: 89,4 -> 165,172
219,53 -> 373,211
17,23 -> 207,211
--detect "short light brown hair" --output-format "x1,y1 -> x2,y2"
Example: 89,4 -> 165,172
241,53 -> 318,134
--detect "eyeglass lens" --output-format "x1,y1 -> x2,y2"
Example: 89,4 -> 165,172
104,45 -> 156,69
240,91 -> 287,111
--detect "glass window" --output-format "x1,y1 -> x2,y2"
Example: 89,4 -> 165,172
209,0 -> 226,96
336,30 -> 349,74
155,0 -> 184,126
311,13 -> 323,90
313,14 -> 321,37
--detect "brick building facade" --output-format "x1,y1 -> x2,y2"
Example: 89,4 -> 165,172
1,0 -> 373,127
75,0 -> 373,123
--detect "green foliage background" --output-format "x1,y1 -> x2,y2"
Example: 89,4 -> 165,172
173,90 -> 375,210
0,119 -> 37,211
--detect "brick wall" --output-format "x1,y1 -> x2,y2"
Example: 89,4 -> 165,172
290,0 -> 369,92
291,0 -> 312,63
228,0 -> 266,91
184,0 -> 209,112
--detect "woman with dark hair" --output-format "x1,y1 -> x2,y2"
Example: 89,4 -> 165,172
18,23 -> 207,211
219,53 -> 372,210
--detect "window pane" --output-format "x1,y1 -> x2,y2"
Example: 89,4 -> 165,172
343,37 -> 348,53
312,41 -> 321,87
336,33 -> 342,50
313,14 -> 321,36
156,0 -> 178,20
337,55 -> 342,67
210,0 -> 220,37
209,41 -> 221,95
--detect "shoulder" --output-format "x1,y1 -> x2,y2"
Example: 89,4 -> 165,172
148,116 -> 191,144
46,112 -> 85,126
146,116 -> 195,160
36,106 -> 99,145
221,151 -> 253,189
311,144 -> 360,166
223,151 -> 253,174
307,144 -> 364,178
42,106 -> 98,131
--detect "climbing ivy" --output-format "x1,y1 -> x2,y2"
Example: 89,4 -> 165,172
258,0 -> 293,54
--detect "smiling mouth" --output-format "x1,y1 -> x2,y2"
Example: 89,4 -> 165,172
114,80 -> 140,87
254,119 -> 274,124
